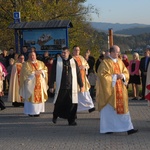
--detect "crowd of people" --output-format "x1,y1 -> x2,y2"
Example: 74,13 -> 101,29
0,44 -> 150,135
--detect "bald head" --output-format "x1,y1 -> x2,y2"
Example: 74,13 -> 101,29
110,45 -> 120,59
110,45 -> 120,52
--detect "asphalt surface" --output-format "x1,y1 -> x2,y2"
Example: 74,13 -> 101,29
1,96 -> 150,150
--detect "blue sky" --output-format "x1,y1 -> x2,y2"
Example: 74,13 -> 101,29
84,0 -> 150,25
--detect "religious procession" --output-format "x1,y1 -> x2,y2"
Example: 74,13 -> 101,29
1,42 -> 150,137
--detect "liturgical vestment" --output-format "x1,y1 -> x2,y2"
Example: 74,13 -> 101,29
73,55 -> 95,112
96,56 -> 134,133
20,60 -> 48,115
8,63 -> 23,103
145,62 -> 150,106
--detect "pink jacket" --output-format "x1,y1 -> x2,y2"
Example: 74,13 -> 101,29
129,60 -> 140,75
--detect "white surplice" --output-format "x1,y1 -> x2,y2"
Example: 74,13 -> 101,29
77,91 -> 94,112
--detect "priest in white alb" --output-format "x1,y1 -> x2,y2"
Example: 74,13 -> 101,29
20,51 -> 48,117
72,45 -> 95,113
96,45 -> 138,135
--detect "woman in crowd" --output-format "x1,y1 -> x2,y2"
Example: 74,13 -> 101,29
128,52 -> 141,100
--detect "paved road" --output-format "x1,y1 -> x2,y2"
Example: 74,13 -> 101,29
1,96 -> 150,150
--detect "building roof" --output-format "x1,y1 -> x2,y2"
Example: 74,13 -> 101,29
8,20 -> 73,29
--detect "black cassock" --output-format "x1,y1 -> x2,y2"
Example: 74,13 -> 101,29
49,55 -> 83,124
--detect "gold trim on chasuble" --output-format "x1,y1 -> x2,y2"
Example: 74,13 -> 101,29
30,62 -> 42,103
113,62 -> 124,114
16,63 -> 23,102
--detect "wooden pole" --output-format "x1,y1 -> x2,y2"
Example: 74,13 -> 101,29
108,28 -> 113,48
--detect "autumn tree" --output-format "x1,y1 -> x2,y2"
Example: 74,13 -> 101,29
0,0 -> 100,55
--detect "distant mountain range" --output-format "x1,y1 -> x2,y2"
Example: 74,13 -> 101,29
90,22 -> 150,35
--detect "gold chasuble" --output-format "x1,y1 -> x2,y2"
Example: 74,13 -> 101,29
8,63 -> 23,103
20,60 -> 48,103
16,63 -> 23,101
96,57 -> 129,114
16,63 -> 22,86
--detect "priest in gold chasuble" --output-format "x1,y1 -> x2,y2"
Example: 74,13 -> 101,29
8,54 -> 25,107
96,45 -> 138,135
20,52 -> 48,117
